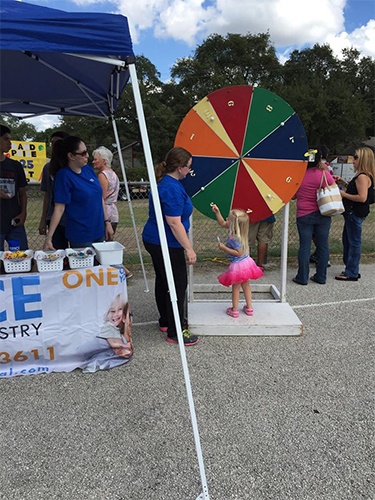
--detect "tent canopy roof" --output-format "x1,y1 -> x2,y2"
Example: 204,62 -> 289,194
0,0 -> 135,119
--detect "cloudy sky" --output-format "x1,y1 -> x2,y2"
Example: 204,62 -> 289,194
21,0 -> 375,130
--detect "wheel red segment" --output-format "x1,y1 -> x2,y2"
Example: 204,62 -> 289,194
231,162 -> 274,222
207,86 -> 253,154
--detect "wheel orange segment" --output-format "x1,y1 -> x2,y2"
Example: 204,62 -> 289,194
175,107 -> 238,158
242,158 -> 306,203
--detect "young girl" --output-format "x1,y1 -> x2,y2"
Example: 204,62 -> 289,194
212,204 -> 264,317
97,293 -> 133,358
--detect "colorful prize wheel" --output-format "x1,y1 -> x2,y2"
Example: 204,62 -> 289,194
174,85 -> 308,222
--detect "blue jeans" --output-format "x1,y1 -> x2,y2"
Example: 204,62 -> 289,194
342,211 -> 364,278
296,211 -> 331,284
0,225 -> 28,251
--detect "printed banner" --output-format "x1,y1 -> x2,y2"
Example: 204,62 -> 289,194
9,140 -> 47,184
0,266 -> 133,378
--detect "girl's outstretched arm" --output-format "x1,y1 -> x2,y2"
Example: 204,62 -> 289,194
211,203 -> 228,228
218,242 -> 243,257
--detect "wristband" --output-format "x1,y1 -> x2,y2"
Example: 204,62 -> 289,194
104,219 -> 110,223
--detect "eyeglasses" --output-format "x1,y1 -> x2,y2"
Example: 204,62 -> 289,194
73,150 -> 89,157
353,154 -> 359,160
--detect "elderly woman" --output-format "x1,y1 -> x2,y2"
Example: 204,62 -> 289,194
92,147 -> 120,233
93,146 -> 132,277
44,136 -> 113,250
334,147 -> 375,281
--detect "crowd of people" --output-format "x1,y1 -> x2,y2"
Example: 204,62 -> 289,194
1,123 -> 375,348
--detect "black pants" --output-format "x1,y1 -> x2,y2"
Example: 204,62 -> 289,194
143,239 -> 187,337
47,221 -> 69,250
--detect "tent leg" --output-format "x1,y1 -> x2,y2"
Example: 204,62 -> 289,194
111,117 -> 149,293
129,62 -> 210,500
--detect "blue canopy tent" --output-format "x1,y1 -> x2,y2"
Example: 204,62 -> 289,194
0,0 -> 134,118
0,2 -> 209,497
0,0 -> 151,286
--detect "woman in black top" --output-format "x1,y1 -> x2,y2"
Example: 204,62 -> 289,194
334,147 -> 375,281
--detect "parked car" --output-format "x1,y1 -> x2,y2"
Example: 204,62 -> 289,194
117,182 -> 150,201
118,183 -> 128,201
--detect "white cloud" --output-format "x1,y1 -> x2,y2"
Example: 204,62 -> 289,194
67,0 -> 375,58
22,115 -> 62,132
112,0 -> 374,58
326,19 -> 375,59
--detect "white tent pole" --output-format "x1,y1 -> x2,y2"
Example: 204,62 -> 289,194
128,62 -> 210,500
280,203 -> 290,303
111,117 -> 149,293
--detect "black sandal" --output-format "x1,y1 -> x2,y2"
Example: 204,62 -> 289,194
335,275 -> 358,281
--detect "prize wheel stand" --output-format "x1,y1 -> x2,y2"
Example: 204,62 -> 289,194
187,203 -> 303,336
174,85 -> 306,337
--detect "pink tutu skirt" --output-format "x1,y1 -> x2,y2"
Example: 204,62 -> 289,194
218,256 -> 263,287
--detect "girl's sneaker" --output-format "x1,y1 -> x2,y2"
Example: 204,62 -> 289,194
243,305 -> 254,316
226,307 -> 239,318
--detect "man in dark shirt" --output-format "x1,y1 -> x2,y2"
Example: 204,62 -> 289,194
0,124 -> 28,250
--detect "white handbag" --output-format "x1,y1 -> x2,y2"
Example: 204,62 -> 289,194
316,170 -> 345,216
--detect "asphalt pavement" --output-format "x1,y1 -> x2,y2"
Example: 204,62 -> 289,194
1,261 -> 374,500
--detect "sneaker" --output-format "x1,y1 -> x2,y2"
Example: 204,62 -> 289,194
243,305 -> 254,316
166,329 -> 199,346
159,326 -> 168,333
226,307 -> 239,318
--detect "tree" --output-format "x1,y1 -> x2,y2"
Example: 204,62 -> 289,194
0,114 -> 38,140
275,45 -> 372,152
171,33 -> 281,103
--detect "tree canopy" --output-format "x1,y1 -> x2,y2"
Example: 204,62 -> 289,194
2,33 -> 374,174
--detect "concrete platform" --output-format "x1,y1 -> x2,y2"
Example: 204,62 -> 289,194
188,300 -> 303,336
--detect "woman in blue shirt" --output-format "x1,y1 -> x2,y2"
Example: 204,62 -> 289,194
142,147 -> 199,346
44,136 -> 113,250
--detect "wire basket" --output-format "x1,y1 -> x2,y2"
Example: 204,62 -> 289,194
1,250 -> 34,273
66,248 -> 95,269
34,250 -> 65,272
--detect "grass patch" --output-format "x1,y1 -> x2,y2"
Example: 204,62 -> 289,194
25,186 -> 375,266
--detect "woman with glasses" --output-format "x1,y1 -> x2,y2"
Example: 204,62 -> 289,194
334,147 -> 375,281
44,136 -> 113,250
142,147 -> 199,346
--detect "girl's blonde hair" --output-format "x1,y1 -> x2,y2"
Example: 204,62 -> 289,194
354,147 -> 375,180
155,147 -> 192,182
228,209 -> 249,255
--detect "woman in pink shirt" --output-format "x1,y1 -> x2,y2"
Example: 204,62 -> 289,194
293,148 -> 335,285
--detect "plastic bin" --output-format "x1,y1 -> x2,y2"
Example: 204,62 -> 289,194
92,241 -> 125,265
34,250 -> 65,272
1,250 -> 34,273
65,248 -> 95,269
